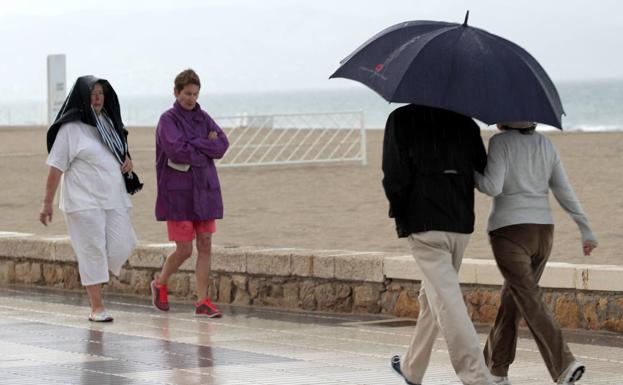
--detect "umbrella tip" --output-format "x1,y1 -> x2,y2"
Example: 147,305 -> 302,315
463,10 -> 469,26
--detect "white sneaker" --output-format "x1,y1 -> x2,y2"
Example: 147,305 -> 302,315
492,375 -> 511,385
557,361 -> 585,384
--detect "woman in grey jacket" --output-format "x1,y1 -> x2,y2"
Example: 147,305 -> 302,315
475,122 -> 597,385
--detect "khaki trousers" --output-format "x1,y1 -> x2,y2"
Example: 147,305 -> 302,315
484,224 -> 574,381
402,231 -> 493,385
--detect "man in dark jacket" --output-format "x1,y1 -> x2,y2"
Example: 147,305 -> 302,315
384,105 -> 494,385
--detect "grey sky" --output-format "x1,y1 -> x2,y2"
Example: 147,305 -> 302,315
1,0 -> 622,101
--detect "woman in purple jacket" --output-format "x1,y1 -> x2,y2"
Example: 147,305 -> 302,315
150,69 -> 229,317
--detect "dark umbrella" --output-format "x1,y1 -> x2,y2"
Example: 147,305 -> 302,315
330,12 -> 564,129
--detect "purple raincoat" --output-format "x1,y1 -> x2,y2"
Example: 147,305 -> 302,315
155,101 -> 229,221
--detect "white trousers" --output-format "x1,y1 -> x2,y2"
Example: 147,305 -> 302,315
64,208 -> 137,286
402,231 -> 493,385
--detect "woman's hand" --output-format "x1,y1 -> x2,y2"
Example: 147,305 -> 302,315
207,131 -> 218,141
583,240 -> 597,256
39,202 -> 53,226
121,155 -> 133,174
41,167 -> 62,225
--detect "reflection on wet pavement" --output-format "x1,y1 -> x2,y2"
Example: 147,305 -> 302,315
1,284 -> 622,384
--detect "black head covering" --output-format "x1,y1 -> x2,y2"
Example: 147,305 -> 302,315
46,75 -> 143,194
46,75 -> 126,152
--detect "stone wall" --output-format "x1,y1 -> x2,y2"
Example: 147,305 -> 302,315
381,281 -> 623,332
1,232 -> 623,332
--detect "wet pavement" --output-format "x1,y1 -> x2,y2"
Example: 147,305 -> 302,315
1,284 -> 622,385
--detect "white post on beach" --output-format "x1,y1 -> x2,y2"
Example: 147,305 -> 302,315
47,54 -> 66,125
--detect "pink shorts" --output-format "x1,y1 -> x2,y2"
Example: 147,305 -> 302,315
167,220 -> 216,242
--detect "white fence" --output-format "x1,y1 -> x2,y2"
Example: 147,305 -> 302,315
0,106 -> 369,168
214,111 -> 367,167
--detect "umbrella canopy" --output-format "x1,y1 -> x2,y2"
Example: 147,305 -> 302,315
330,12 -> 564,129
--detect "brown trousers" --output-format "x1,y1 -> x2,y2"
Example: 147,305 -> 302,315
484,224 -> 574,381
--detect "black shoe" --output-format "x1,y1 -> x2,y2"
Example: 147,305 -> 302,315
391,355 -> 420,385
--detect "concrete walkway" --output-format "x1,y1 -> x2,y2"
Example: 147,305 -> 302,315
1,285 -> 622,385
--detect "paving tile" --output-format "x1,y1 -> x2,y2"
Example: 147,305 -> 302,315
1,284 -> 623,385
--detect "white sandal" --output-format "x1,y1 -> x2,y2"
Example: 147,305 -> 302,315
88,311 -> 114,322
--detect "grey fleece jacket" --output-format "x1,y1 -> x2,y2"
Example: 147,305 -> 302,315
474,130 -> 596,245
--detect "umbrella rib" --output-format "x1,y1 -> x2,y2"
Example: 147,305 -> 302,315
334,20 -> 453,67
479,31 -> 565,122
387,25 -> 461,102
505,42 -> 565,117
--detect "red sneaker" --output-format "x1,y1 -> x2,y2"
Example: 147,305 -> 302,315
195,298 -> 222,318
150,279 -> 169,311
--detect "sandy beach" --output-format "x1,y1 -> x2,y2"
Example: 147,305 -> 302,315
0,125 -> 620,266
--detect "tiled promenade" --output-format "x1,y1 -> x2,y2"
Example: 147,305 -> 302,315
1,285 -> 622,385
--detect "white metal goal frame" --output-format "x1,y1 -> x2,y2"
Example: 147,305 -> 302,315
213,111 -> 367,168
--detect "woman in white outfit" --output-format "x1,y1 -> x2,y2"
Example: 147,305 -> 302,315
39,76 -> 141,322
474,121 -> 597,385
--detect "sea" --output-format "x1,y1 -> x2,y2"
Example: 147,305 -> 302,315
1,80 -> 622,131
